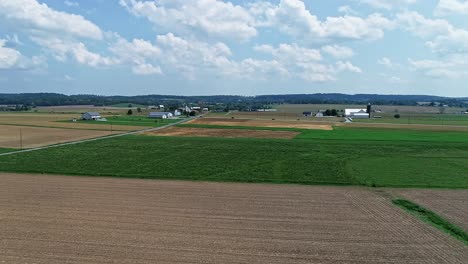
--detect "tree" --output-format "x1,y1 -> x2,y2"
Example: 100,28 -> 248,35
128,103 -> 133,108
324,109 -> 332,116
137,107 -> 142,113
189,111 -> 196,116
127,109 -> 133,115
331,109 -> 338,116
394,114 -> 401,119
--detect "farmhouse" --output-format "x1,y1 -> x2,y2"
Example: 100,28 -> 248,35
81,112 -> 101,120
345,109 -> 369,119
148,112 -> 173,119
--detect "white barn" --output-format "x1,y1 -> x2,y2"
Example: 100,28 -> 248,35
345,109 -> 369,119
81,112 -> 101,120
148,112 -> 173,119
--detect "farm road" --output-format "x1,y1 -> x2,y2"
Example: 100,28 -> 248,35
0,116 -> 197,157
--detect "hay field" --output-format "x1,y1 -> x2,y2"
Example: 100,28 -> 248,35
391,189 -> 468,232
0,113 -> 148,131
0,125 -> 118,148
189,118 -> 333,130
144,126 -> 300,139
36,105 -> 130,114
1,173 -> 466,263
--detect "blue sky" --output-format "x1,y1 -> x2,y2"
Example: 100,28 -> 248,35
1,0 -> 468,96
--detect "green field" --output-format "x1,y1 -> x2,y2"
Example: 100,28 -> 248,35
0,128 -> 467,188
63,116 -> 181,127
354,114 -> 468,126
109,103 -> 147,108
0,148 -> 15,154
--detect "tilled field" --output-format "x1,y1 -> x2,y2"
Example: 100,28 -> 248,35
390,189 -> 468,231
0,125 -> 119,148
188,118 -> 333,130
338,122 -> 468,132
0,173 -> 466,264
0,113 -> 146,131
144,126 -> 300,139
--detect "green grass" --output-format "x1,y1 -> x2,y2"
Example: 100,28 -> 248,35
297,127 -> 468,143
392,199 -> 468,245
0,148 -> 15,154
354,114 -> 468,126
61,116 -> 181,127
0,134 -> 467,188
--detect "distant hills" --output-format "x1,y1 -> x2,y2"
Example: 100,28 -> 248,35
0,93 -> 466,107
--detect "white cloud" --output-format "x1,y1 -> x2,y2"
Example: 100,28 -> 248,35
31,37 -> 117,67
64,1 -> 79,7
409,56 -> 468,78
321,45 -> 354,59
356,0 -> 417,10
435,0 -> 468,16
0,39 -> 43,70
119,0 -> 256,41
338,5 -> 358,16
336,61 -> 362,73
377,57 -> 398,69
0,0 -> 102,40
64,74 -> 75,81
255,43 -> 322,62
132,63 -> 162,75
253,0 -> 394,41
397,11 -> 468,54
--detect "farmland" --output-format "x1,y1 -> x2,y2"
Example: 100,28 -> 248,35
1,173 -> 466,263
67,115 -> 181,127
145,126 -> 300,139
0,130 -> 467,188
0,125 -> 119,148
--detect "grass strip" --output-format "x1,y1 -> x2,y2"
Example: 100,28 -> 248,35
392,199 -> 468,245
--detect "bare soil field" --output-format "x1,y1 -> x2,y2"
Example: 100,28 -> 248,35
223,111 -> 343,122
189,118 -> 334,130
0,113 -> 147,131
144,126 -> 300,139
390,189 -> 468,231
0,173 -> 467,264
338,122 -> 468,132
0,125 -> 118,148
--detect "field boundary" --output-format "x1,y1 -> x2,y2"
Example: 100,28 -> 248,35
0,116 -> 197,157
392,198 -> 468,245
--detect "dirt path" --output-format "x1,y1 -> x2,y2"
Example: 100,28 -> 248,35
0,173 -> 466,263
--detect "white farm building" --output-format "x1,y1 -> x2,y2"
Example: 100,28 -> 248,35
345,109 -> 369,119
148,112 -> 174,119
81,112 -> 101,120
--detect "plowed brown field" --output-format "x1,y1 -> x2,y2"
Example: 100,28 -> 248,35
188,118 -> 333,130
144,126 -> 300,139
0,125 -> 119,148
1,173 -> 466,263
390,189 -> 468,231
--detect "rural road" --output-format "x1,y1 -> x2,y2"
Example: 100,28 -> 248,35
0,116 -> 198,157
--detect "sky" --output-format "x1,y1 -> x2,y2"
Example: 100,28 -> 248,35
1,0 -> 468,97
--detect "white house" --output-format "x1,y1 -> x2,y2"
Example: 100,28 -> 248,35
345,109 -> 369,119
174,110 -> 182,116
148,112 -> 173,119
81,112 -> 101,120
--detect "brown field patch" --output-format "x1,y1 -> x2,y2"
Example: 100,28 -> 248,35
390,189 -> 468,231
145,126 -> 299,139
223,111 -> 343,122
0,173 -> 466,263
188,117 -> 334,130
0,113 -> 147,131
0,125 -> 119,148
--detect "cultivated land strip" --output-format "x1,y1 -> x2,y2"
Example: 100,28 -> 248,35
0,173 -> 467,263
0,117 -> 195,157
